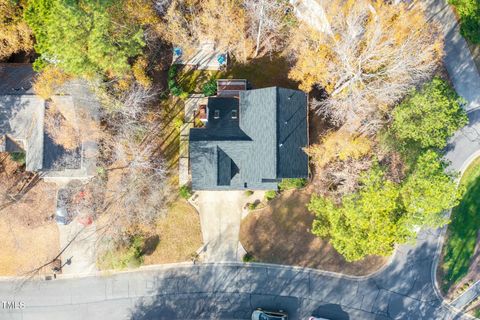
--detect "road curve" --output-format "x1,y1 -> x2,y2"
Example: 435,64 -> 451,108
0,223 -> 472,320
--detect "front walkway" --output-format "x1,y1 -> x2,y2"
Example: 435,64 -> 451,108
57,220 -> 97,275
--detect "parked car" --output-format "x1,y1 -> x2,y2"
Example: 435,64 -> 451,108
54,206 -> 70,225
251,309 -> 288,320
308,317 -> 331,320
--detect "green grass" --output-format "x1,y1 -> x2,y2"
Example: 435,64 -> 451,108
441,157 -> 480,292
224,55 -> 298,89
177,68 -> 221,94
175,55 -> 298,96
97,236 -> 144,270
278,178 -> 308,191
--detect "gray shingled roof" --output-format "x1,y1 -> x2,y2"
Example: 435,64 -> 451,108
0,63 -> 36,95
0,95 -> 45,171
189,87 -> 308,190
0,65 -> 99,179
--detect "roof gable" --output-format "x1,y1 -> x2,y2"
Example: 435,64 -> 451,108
190,87 -> 308,190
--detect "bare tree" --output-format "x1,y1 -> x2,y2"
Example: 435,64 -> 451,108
244,0 -> 290,57
288,0 -> 442,130
92,82 -> 170,246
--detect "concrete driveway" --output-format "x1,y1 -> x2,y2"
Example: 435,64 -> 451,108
190,191 -> 264,262
57,220 -> 97,275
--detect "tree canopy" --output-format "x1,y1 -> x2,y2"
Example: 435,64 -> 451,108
449,0 -> 480,43
310,153 -> 461,261
392,77 -> 468,149
24,0 -> 146,77
161,0 -> 291,62
400,150 -> 463,229
310,167 -> 407,261
287,0 -> 442,129
0,0 -> 33,60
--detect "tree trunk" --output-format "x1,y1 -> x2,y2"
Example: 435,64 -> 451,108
254,4 -> 265,58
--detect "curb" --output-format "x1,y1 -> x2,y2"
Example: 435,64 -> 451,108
432,151 -> 480,318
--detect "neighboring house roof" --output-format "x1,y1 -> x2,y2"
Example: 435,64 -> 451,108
0,95 -> 45,171
0,63 -> 36,95
0,64 -> 99,180
189,87 -> 308,190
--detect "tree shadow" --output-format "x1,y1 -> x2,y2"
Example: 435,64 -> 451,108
224,55 -> 299,89
141,235 -> 160,256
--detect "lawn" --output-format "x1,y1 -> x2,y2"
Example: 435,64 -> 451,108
240,188 -> 387,276
143,199 -> 203,265
0,153 -> 59,276
177,68 -> 221,94
175,55 -> 299,96
0,221 -> 59,276
440,156 -> 480,294
97,199 -> 202,269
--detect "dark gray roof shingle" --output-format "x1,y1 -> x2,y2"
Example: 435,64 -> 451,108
189,87 -> 308,190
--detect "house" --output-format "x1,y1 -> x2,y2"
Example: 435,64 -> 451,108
189,80 -> 309,190
0,63 -> 98,182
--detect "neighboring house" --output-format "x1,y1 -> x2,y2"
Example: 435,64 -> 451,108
189,80 -> 309,190
0,63 -> 98,182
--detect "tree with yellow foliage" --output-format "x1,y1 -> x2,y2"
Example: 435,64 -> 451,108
162,0 -> 253,62
288,0 -> 443,129
33,66 -> 71,100
307,129 -> 372,169
0,0 -> 33,61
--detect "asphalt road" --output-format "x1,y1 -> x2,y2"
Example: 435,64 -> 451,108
0,229 -> 466,320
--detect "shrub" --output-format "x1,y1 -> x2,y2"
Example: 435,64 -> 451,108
278,178 -> 307,191
245,190 -> 254,196
179,185 -> 192,199
449,0 -> 480,43
10,152 -> 26,166
98,235 -> 145,270
243,252 -> 255,262
202,78 -> 217,96
173,117 -> 184,131
264,190 -> 277,201
248,202 -> 257,210
132,56 -> 152,88
179,91 -> 190,100
33,66 -> 70,100
168,65 -> 185,97
170,84 -> 183,97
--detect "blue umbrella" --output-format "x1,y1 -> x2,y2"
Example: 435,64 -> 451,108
173,47 -> 182,56
217,54 -> 226,65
